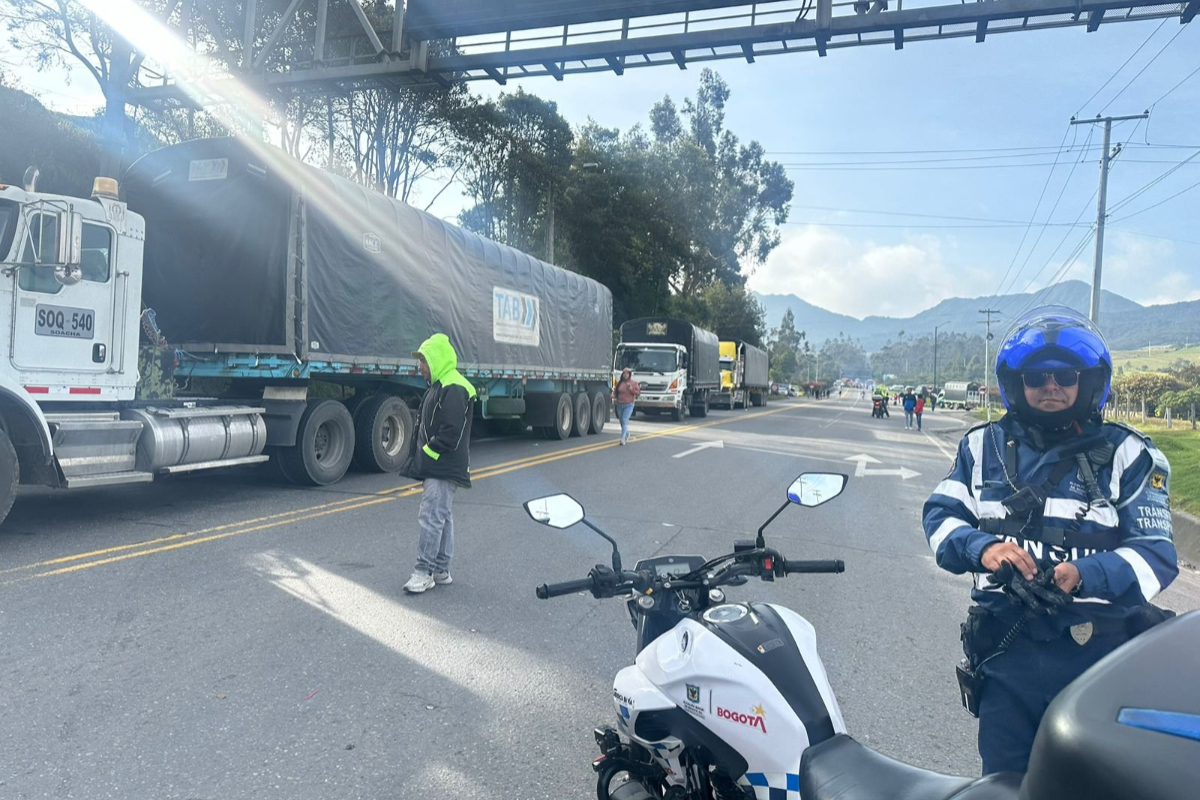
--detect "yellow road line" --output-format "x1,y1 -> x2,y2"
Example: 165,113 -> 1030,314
6,401 -> 808,583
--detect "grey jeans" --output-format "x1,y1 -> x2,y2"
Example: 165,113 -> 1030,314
416,478 -> 457,575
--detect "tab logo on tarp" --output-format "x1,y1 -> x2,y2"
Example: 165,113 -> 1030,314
647,322 -> 668,336
493,287 -> 540,347
362,232 -> 382,253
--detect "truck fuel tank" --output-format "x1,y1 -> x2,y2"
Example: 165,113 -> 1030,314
122,406 -> 267,473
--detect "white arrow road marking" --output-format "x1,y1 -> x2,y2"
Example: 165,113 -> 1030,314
845,454 -> 921,480
672,440 -> 725,459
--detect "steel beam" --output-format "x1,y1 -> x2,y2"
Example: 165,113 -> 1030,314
392,0 -> 405,52
242,0 -> 257,69
1184,0 -> 1198,23
130,0 -> 1192,104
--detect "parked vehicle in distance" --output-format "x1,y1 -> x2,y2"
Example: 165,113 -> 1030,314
712,340 -> 769,410
615,318 -> 720,421
941,381 -> 982,410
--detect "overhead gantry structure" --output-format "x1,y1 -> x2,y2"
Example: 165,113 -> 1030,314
130,0 -> 1197,105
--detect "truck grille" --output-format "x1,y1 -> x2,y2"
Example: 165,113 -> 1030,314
640,382 -> 668,392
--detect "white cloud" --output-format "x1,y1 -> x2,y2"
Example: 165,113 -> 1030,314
747,225 -> 993,318
1100,233 -> 1200,306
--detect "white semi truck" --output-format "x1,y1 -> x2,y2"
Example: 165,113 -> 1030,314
0,139 -> 613,526
614,317 -> 720,421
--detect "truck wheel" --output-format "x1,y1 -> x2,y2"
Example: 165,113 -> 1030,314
353,395 -> 413,473
279,399 -> 355,486
571,393 -> 591,437
691,395 -> 709,418
671,404 -> 684,422
0,428 -> 19,526
548,393 -> 573,440
589,391 -> 607,434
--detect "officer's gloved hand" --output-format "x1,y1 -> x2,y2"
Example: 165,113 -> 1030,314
992,562 -> 1073,616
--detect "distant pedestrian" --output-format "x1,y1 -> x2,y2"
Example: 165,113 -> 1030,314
903,389 -> 917,429
915,394 -> 925,431
404,333 -> 476,595
613,368 -> 640,445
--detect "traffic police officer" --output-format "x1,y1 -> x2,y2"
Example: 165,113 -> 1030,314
923,306 -> 1178,775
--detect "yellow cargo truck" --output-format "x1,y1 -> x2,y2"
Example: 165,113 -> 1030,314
713,340 -> 769,410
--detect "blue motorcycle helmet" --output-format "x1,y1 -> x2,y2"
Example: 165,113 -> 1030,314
994,305 -> 1112,427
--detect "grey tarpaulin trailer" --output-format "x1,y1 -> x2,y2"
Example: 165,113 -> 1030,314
122,138 -> 614,485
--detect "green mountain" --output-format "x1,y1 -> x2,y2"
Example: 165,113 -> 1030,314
753,280 -> 1191,351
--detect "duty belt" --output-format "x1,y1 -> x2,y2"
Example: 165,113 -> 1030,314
976,518 -> 1120,551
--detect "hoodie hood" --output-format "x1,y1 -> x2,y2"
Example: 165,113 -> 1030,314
415,334 -> 478,398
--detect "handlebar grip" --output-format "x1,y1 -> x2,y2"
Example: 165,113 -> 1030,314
782,559 -> 845,575
535,576 -> 597,599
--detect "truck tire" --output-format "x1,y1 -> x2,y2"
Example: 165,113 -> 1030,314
589,391 -> 607,434
548,393 -> 573,440
691,394 -> 709,418
278,399 -> 355,486
352,395 -> 413,473
0,427 -> 19,526
671,404 -> 684,422
571,393 -> 591,437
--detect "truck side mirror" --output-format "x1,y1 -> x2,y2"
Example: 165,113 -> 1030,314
55,210 -> 83,267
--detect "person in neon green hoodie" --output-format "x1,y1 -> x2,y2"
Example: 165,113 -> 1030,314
404,333 -> 477,594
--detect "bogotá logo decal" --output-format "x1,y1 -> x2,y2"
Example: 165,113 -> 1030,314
717,704 -> 767,735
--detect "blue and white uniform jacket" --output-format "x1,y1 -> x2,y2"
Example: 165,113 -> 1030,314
923,415 -> 1177,630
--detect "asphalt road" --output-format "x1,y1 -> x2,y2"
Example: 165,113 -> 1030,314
2,396 -> 1197,799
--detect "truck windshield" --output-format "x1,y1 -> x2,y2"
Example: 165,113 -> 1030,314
0,201 -> 15,261
618,347 -> 678,373
719,358 -> 735,369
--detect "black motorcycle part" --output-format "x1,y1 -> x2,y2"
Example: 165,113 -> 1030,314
631,709 -> 748,778
799,734 -> 1021,800
1024,611 -> 1200,800
701,603 -> 837,746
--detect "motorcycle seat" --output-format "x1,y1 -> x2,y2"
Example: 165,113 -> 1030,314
800,734 -> 1021,800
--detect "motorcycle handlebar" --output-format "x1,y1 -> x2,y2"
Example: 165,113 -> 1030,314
782,559 -> 845,575
536,576 -> 597,599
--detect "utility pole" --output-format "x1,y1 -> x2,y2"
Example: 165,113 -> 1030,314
980,309 -> 1001,422
933,324 -> 940,394
1070,112 -> 1148,325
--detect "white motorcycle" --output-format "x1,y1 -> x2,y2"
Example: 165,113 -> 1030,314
525,473 -> 1200,800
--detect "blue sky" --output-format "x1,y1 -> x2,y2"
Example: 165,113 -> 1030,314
4,12 -> 1198,319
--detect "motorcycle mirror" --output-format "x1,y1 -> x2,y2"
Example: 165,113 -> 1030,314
524,494 -> 585,529
523,493 -> 624,573
788,473 -> 849,508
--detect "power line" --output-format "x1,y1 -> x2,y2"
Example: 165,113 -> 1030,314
763,144 -> 1104,156
777,158 -> 1188,171
1075,19 -> 1167,116
986,125 -> 1076,307
1100,24 -> 1191,114
1105,147 -> 1200,215
790,204 -> 1082,225
999,187 -> 1100,315
781,220 -> 1091,229
1012,228 -> 1098,320
1149,61 -> 1200,108
1110,176 -> 1200,222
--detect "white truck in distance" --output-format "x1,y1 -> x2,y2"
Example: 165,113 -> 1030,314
614,318 -> 720,421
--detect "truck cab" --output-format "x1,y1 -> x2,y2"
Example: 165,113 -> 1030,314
0,176 -> 267,525
613,341 -> 689,421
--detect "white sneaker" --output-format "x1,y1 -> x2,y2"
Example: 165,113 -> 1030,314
404,571 -> 435,593
433,571 -> 453,585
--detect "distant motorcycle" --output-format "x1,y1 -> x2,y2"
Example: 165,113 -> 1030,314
871,397 -> 886,418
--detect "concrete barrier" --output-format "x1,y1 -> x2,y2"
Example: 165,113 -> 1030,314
1173,510 -> 1200,568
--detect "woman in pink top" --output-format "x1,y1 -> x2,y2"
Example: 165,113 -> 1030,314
914,393 -> 926,431
613,368 -> 641,445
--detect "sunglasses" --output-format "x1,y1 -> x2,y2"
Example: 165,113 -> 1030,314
1021,369 -> 1080,389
